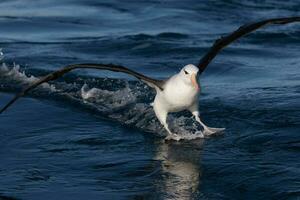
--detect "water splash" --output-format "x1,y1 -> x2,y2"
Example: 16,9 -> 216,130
0,63 -> 56,92
81,82 -> 136,110
0,63 -> 208,140
0,48 -> 4,61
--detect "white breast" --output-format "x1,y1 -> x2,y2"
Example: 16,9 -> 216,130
155,75 -> 199,112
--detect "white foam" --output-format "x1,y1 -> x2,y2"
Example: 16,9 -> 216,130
0,48 -> 4,61
0,63 -> 56,92
80,83 -> 136,109
81,83 -> 100,100
165,131 -> 205,141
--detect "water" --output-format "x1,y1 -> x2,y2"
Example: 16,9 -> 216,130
0,0 -> 299,199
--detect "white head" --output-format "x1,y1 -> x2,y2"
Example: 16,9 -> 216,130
179,64 -> 199,90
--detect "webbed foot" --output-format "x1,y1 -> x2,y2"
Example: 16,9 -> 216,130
165,134 -> 181,141
203,127 -> 225,136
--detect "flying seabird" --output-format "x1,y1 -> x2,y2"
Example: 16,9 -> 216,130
0,17 -> 299,140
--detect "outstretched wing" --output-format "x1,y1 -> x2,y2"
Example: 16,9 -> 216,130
0,63 -> 164,114
198,17 -> 300,74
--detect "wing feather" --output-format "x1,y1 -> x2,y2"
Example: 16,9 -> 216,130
198,17 -> 300,74
0,63 -> 164,113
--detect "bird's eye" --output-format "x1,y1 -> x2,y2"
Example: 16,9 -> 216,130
184,70 -> 189,75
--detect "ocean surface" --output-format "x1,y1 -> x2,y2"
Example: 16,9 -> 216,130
0,0 -> 299,199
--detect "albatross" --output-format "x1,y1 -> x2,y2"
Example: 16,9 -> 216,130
1,17 -> 299,140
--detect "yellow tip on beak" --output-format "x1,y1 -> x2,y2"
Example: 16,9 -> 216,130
191,73 -> 199,90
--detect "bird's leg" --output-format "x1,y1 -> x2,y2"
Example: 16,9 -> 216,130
160,115 -> 181,141
192,111 -> 212,133
189,102 -> 225,135
191,110 -> 225,135
163,122 -> 173,136
153,104 -> 180,141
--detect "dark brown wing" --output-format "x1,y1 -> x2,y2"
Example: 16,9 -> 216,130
0,63 -> 164,114
198,17 -> 300,74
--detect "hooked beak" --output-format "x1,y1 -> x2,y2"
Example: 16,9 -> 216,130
191,73 -> 199,90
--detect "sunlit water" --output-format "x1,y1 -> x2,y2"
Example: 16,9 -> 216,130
0,0 -> 299,199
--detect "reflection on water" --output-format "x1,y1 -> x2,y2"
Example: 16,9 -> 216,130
155,139 -> 204,200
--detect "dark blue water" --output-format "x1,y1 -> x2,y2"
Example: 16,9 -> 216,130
0,0 -> 300,199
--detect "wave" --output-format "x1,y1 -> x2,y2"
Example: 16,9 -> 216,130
121,32 -> 189,40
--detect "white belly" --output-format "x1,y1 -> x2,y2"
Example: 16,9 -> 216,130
154,77 -> 199,112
